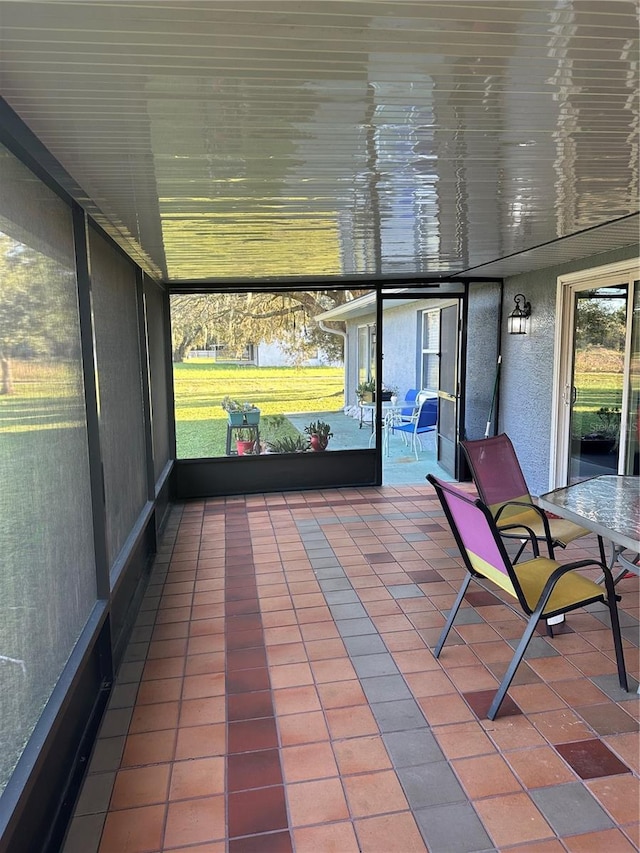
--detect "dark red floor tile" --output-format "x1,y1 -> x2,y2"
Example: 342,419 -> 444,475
227,614 -> 264,632
228,786 -> 288,837
228,749 -> 283,791
227,587 -> 259,602
228,718 -> 279,753
227,668 -> 271,694
465,590 -> 503,607
228,691 -> 275,722
227,648 -> 268,671
227,629 -> 264,651
556,738 -> 632,779
226,599 -> 260,616
407,570 -> 443,583
229,831 -> 293,853
464,689 -> 522,719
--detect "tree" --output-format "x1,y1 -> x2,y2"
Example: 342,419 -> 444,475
0,234 -> 76,394
170,290 -> 363,362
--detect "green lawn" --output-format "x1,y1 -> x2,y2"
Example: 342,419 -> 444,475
173,361 -> 345,457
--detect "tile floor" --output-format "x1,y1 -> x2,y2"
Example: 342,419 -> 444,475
62,485 -> 639,853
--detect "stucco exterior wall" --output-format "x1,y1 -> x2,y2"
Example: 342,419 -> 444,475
464,282 -> 501,442
501,244 -> 639,496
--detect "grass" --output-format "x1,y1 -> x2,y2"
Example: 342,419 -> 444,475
173,361 -> 345,458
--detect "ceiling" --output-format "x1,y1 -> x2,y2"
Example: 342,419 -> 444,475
0,0 -> 638,284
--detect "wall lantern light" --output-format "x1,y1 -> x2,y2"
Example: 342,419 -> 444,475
507,293 -> 531,335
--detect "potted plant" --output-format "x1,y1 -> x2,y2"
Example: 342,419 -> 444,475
222,396 -> 260,425
234,428 -> 256,455
580,406 -> 621,455
304,420 -> 333,451
356,379 -> 376,403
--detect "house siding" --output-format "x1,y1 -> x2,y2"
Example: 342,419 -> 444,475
501,244 -> 639,496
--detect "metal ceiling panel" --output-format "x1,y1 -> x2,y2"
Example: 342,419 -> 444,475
0,1 -> 638,282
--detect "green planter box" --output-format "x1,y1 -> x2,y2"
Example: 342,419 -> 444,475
228,412 -> 245,426
244,409 -> 260,425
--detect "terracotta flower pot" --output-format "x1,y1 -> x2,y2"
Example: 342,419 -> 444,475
309,435 -> 328,451
236,439 -> 255,455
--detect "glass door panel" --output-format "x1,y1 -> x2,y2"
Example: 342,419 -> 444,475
569,286 -> 626,482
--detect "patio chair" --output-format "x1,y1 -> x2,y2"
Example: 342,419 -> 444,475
426,474 -> 628,720
398,388 -> 419,422
461,434 -> 590,562
393,396 -> 437,459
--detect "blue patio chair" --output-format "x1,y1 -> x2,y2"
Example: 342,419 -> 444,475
393,396 -> 437,459
426,474 -> 628,720
399,388 -> 419,422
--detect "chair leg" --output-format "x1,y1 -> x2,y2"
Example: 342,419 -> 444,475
487,611 -> 541,720
434,574 -> 472,658
602,570 -> 629,692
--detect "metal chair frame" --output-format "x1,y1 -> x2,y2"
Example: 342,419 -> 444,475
427,474 -> 628,720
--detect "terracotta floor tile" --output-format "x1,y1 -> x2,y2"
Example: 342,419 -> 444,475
164,795 -> 225,847
99,804 -> 165,853
296,605 -> 333,624
299,621 -> 340,641
604,732 -> 640,773
136,677 -> 182,705
261,610 -> 299,628
228,748 -> 283,792
110,764 -> 171,809
382,631 -> 427,652
170,844 -> 225,853
501,842 -> 565,853
174,723 -> 226,760
311,658 -> 357,683
316,679 -> 368,710
226,667 -> 271,694
269,662 -> 314,689
281,741 -> 339,783
293,821 -> 360,853
418,692 -> 475,725
286,777 -> 350,826
452,753 -> 522,798
433,721 -> 495,759
563,827 -> 639,853
487,715 -> 548,751
333,736 -> 393,775
278,710 -> 331,746
304,638 -> 348,660
403,669 -> 455,697
128,701 -> 180,734
342,769 -> 409,817
263,626 -> 303,646
184,651 -> 226,676
121,729 -> 176,767
474,792 -> 553,847
179,696 -> 225,727
354,812 -> 427,853
169,756 -> 225,800
326,705 -> 379,739
182,672 -> 226,700
272,685 -> 321,716
530,709 -> 598,744
508,683 -> 568,714
505,745 -> 577,788
587,773 -> 640,824
266,642 -> 308,666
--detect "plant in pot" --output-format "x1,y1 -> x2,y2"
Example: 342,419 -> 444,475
580,406 -> 621,455
222,396 -> 260,425
304,420 -> 333,451
356,379 -> 376,403
234,428 -> 256,456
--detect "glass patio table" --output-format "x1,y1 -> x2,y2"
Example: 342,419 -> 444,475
537,475 -> 640,584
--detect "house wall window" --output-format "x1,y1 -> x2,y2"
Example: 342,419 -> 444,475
420,309 -> 440,391
357,323 -> 376,385
0,144 -> 97,794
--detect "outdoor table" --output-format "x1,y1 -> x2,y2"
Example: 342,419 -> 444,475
360,401 -> 416,454
537,475 -> 639,584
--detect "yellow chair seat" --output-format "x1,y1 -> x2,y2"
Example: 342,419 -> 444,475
514,557 -> 603,615
496,506 -> 589,548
